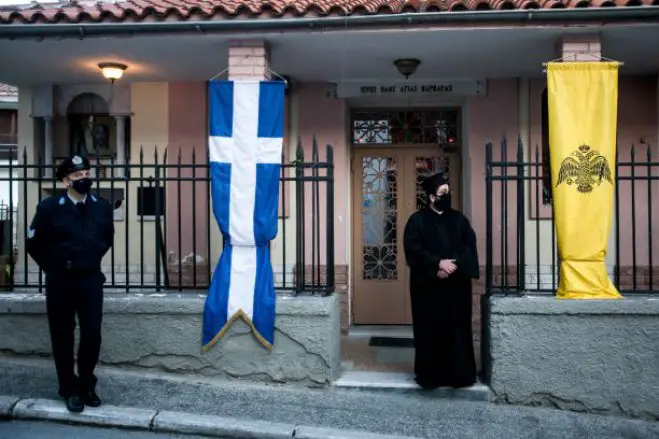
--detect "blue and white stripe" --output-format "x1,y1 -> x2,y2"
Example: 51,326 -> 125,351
202,80 -> 284,350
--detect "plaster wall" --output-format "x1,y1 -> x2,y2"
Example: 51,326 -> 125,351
0,293 -> 341,386
486,296 -> 659,420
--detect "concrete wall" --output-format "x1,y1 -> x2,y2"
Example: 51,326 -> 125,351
485,296 -> 659,420
0,293 -> 341,387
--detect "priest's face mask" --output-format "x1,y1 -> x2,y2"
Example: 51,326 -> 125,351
429,184 -> 451,212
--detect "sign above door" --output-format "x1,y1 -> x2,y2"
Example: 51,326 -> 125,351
335,79 -> 487,99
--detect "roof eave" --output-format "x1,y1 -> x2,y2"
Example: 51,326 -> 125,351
2,7 -> 659,38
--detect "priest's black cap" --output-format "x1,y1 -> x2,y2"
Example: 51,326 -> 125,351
56,155 -> 91,180
421,171 -> 450,195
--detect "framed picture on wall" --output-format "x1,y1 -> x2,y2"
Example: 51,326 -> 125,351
69,115 -> 116,159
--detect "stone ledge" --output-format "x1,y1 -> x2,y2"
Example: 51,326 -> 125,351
12,398 -> 157,428
490,295 -> 659,315
295,426 -> 419,439
153,410 -> 294,439
0,292 -> 336,316
0,395 -> 19,419
2,396 -> 424,439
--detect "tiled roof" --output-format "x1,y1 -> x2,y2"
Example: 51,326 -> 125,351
0,84 -> 17,103
1,0 -> 657,24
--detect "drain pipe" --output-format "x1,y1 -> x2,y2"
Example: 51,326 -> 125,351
1,7 -> 659,39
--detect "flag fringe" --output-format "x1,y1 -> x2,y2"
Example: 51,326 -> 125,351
202,309 -> 273,352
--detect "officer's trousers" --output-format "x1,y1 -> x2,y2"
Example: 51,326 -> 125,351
45,273 -> 104,398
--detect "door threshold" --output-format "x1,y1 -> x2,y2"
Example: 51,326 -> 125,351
348,325 -> 413,339
334,371 -> 491,401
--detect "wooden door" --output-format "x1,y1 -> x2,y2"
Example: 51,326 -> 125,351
351,147 -> 461,325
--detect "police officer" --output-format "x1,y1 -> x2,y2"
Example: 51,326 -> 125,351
26,155 -> 114,413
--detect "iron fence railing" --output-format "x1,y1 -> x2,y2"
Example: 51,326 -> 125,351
485,138 -> 658,296
0,138 -> 335,296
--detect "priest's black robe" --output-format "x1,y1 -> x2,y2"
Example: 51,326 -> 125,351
403,206 -> 480,389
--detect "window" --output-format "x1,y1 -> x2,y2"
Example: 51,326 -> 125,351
352,109 -> 460,147
0,110 -> 17,146
137,187 -> 166,217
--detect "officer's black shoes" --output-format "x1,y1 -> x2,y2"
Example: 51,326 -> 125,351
64,395 -> 84,413
62,391 -> 100,411
83,391 -> 101,407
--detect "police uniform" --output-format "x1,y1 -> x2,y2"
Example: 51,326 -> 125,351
26,155 -> 114,412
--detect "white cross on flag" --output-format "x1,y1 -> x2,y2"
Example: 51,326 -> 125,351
202,80 -> 285,350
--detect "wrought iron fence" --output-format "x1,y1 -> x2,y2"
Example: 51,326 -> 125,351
0,138 -> 334,296
485,138 -> 658,295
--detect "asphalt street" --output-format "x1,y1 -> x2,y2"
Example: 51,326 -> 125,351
1,358 -> 658,439
0,421 -> 214,439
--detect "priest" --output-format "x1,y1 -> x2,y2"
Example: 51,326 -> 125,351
403,171 -> 480,389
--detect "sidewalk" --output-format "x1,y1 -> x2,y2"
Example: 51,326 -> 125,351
0,396 -> 415,439
1,357 -> 658,439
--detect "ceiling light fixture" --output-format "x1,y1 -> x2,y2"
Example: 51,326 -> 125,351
98,62 -> 128,83
394,59 -> 421,80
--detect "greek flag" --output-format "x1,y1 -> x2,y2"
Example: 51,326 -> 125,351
202,80 -> 285,350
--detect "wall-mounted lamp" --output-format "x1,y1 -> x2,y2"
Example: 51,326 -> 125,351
98,62 -> 128,83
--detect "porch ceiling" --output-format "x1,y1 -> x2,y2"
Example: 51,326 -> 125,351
1,23 -> 658,86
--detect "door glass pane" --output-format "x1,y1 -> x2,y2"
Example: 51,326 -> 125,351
361,157 -> 398,280
415,156 -> 451,211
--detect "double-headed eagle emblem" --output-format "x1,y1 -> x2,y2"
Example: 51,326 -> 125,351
557,144 -> 613,193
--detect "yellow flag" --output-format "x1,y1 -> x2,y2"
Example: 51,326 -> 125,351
546,62 -> 622,299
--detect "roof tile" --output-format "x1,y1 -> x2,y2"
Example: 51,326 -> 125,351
0,0 -> 657,24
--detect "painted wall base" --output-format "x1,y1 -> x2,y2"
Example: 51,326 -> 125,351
484,296 -> 659,420
0,292 -> 341,387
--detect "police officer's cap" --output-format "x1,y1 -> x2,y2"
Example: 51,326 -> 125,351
56,155 -> 91,181
422,172 -> 450,195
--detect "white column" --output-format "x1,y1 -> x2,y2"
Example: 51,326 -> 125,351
43,116 -> 53,178
114,115 -> 126,177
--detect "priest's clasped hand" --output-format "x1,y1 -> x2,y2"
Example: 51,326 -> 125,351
440,259 -> 457,273
437,259 -> 457,279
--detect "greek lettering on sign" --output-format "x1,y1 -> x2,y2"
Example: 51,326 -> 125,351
359,84 -> 454,95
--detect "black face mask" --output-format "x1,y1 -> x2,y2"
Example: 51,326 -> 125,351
71,177 -> 92,195
432,194 -> 451,212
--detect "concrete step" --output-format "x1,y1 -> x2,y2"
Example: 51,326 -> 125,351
334,371 -> 491,402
